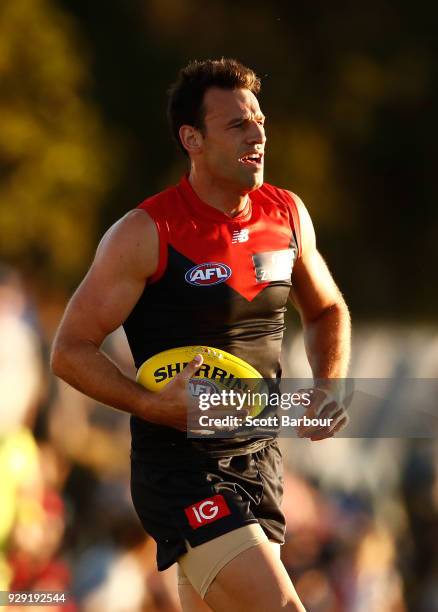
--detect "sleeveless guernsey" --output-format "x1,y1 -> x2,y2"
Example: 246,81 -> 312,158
123,174 -> 301,458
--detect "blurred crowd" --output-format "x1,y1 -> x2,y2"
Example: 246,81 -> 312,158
1,264 -> 437,612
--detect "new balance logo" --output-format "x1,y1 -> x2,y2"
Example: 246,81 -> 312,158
232,228 -> 249,243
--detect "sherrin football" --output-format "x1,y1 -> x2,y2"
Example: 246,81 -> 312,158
136,345 -> 267,417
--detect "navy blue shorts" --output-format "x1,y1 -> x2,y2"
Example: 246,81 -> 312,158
130,440 -> 285,571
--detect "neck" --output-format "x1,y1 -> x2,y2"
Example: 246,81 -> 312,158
188,167 -> 249,218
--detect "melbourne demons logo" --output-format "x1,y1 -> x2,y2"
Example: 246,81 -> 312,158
185,495 -> 231,529
185,262 -> 232,286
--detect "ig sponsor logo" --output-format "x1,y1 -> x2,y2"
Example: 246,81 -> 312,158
185,495 -> 231,529
185,262 -> 232,286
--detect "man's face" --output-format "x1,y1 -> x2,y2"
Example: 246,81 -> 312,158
197,87 -> 266,191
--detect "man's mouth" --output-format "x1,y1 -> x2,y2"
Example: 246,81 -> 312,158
238,152 -> 264,168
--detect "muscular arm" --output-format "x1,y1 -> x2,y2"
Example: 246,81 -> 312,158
51,210 -> 201,428
289,195 -> 351,381
289,195 -> 351,439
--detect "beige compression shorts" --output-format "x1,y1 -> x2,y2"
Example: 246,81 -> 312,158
177,523 -> 281,599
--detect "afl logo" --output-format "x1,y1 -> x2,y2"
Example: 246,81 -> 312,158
188,378 -> 219,400
185,262 -> 232,286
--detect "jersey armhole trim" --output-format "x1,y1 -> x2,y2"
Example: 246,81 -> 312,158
149,216 -> 168,284
286,191 -> 302,258
136,205 -> 168,284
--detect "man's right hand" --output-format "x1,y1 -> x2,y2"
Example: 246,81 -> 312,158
146,354 -> 248,433
146,354 -> 204,431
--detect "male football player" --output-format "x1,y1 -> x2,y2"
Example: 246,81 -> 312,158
52,59 -> 350,611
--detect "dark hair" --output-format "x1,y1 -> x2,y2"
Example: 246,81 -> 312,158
167,58 -> 261,155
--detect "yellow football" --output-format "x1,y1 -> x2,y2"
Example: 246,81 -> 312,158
136,345 -> 267,416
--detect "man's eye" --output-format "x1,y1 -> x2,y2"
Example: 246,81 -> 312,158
231,119 -> 264,128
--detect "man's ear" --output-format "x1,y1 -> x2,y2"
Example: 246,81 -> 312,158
179,125 -> 203,156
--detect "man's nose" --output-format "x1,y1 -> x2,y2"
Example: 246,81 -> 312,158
247,122 -> 266,145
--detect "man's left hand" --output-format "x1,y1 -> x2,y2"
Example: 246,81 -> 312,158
296,387 -> 349,441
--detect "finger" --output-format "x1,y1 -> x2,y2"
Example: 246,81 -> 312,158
298,407 -> 345,438
315,392 -> 336,417
301,387 -> 341,419
297,417 -> 334,438
317,402 -> 343,422
295,408 -> 325,437
297,390 -> 346,434
297,388 -> 324,410
179,354 -> 204,381
309,413 -> 349,441
333,413 -> 349,432
310,432 -> 334,441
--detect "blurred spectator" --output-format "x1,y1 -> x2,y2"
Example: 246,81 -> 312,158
0,265 -> 44,590
0,265 -> 77,608
0,264 -> 43,433
48,328 -> 133,478
71,483 -> 180,611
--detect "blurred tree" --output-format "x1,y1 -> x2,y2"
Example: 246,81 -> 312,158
0,0 -> 118,288
2,0 -> 437,319
58,0 -> 437,319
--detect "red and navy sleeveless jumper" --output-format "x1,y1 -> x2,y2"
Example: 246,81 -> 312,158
123,175 -> 301,457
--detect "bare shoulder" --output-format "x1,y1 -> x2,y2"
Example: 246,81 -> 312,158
94,209 -> 159,281
53,209 -> 159,345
